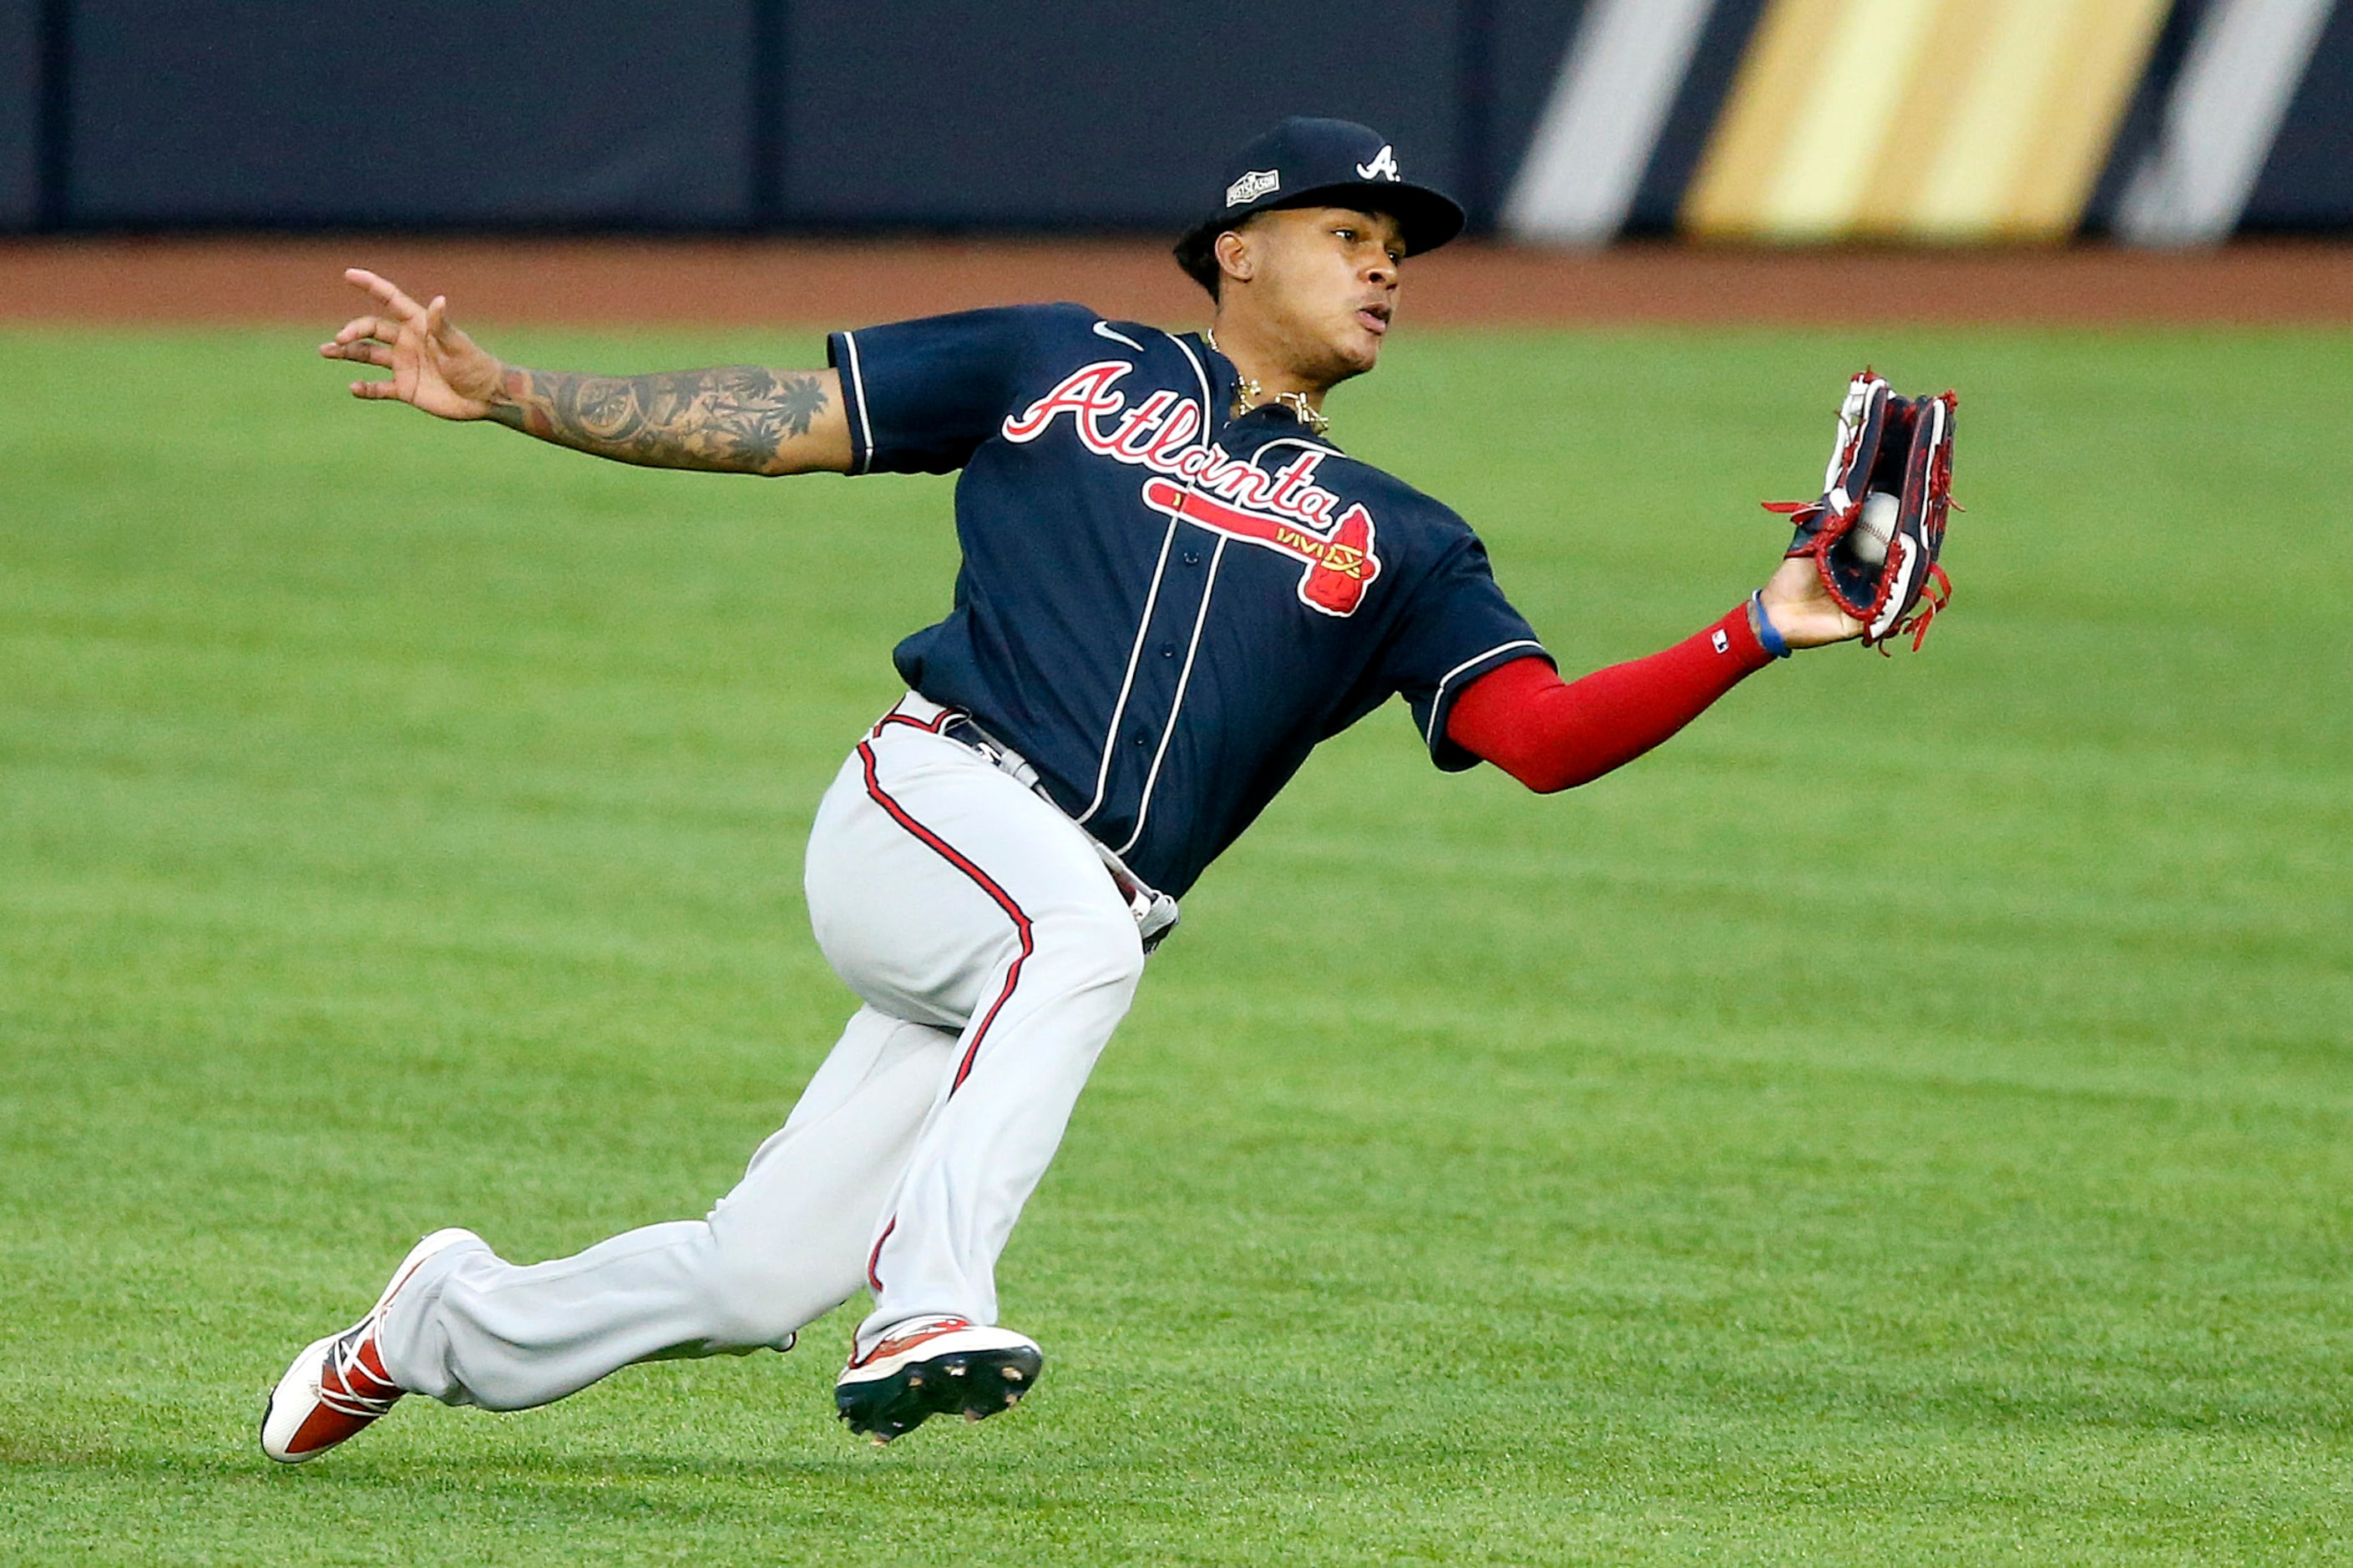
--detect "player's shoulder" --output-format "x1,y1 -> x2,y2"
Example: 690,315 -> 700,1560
1005,301 -> 1135,340
984,303 -> 1207,364
863,300 -> 1103,343
1028,306 -> 1207,362
1025,301 -> 1106,329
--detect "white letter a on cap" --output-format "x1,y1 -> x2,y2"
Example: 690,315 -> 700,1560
1354,145 -> 1399,182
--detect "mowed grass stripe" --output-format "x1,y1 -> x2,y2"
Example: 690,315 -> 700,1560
1,325 -> 2347,1564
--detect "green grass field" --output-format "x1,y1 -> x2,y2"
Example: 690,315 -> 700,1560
3,319 -> 2349,1565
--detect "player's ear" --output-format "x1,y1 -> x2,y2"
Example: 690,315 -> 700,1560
1213,227 -> 1255,288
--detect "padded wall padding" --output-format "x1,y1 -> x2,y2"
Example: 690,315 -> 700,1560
61,1 -> 761,226
6,0 -> 2350,237
776,0 -> 1462,228
0,0 -> 38,230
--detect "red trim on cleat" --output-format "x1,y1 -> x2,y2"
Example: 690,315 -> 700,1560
260,1227 -> 478,1464
846,1315 -> 976,1370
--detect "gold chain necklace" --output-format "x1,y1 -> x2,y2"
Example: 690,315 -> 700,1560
1204,328 -> 1330,437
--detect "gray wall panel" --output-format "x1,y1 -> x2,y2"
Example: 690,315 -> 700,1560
2244,0 -> 2353,230
1483,0 -> 1591,216
67,1 -> 757,225
2082,0 -> 2215,235
778,2 -> 1460,227
0,0 -> 38,230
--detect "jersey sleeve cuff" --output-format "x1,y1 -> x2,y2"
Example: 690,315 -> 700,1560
826,330 -> 876,475
1424,639 -> 1554,771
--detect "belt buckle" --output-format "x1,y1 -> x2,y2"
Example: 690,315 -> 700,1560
943,716 -> 999,767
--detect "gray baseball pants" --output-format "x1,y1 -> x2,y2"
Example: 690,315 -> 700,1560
377,695 -> 1146,1411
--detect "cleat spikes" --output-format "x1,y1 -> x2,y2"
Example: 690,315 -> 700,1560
834,1323 -> 1044,1444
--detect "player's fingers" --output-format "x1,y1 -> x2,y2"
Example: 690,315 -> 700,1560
424,295 -> 449,341
326,316 -> 377,348
321,340 -> 393,367
349,377 -> 403,399
344,267 -> 425,321
345,267 -> 403,304
329,315 -> 398,346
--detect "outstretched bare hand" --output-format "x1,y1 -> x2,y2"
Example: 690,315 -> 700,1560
319,269 -> 506,420
1756,554 -> 1863,649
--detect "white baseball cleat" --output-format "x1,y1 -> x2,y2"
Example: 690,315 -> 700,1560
259,1227 -> 479,1464
834,1315 -> 1043,1444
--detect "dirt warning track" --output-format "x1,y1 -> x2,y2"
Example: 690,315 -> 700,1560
3,235 -> 2349,328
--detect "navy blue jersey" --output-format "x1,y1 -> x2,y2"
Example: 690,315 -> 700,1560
827,303 -> 1548,898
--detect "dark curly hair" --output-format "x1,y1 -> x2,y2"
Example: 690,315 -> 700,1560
1172,212 -> 1269,301
1172,226 -> 1223,300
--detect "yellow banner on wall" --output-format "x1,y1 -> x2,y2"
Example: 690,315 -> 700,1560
1683,0 -> 2173,241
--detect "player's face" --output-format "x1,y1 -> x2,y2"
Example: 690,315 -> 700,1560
1234,205 -> 1405,387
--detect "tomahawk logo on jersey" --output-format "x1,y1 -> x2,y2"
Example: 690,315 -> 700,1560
828,303 -> 1550,900
999,359 -> 1384,615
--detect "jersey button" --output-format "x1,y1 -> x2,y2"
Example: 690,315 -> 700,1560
1182,549 -> 1201,566
1160,643 -> 1176,659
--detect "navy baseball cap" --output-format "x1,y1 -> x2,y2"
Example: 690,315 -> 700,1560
1175,117 -> 1465,293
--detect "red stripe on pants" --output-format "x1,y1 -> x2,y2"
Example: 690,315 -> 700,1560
854,737 -> 1039,1289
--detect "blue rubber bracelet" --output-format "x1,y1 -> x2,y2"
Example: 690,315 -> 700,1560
1750,591 -> 1792,659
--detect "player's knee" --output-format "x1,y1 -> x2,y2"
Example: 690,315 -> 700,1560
697,1252 -> 829,1353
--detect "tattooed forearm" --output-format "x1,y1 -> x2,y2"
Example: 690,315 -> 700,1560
487,366 -> 831,474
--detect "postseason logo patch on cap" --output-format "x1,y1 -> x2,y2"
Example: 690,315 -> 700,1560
1179,119 -> 1464,272
1226,169 -> 1279,207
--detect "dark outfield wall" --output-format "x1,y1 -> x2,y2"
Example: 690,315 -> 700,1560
7,0 -> 1586,232
0,0 -> 36,229
59,1 -> 762,227
3,0 -> 2347,236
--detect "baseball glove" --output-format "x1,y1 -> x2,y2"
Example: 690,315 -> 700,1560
1767,370 -> 1957,651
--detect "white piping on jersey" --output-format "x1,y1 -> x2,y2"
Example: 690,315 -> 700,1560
1116,534 -> 1226,857
1075,514 -> 1180,826
1424,638 -> 1547,748
1093,321 -> 1146,352
1075,328 -> 1219,827
1167,331 -> 1215,414
838,331 -> 876,475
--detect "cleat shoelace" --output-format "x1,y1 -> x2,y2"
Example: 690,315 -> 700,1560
315,1327 -> 402,1420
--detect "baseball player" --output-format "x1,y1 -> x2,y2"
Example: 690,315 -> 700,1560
263,117 -> 1873,1460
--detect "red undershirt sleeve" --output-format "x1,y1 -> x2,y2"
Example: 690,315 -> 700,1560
1444,604 -> 1774,794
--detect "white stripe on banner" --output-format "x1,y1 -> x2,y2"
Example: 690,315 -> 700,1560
2117,0 -> 2336,245
1502,0 -> 1717,245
